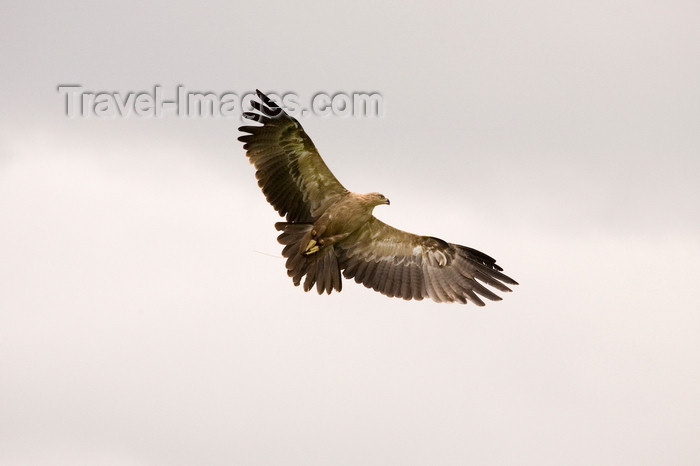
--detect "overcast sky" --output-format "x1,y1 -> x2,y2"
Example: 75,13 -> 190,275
1,1 -> 699,464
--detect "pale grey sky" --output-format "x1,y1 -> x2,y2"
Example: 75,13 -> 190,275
1,1 -> 699,465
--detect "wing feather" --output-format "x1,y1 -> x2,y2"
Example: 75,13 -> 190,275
239,90 -> 348,222
409,263 -> 423,300
338,217 -> 517,305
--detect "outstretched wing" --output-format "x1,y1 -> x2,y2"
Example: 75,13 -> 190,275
239,90 -> 348,222
338,217 -> 518,305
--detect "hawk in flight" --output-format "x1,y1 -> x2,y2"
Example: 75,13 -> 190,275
239,90 -> 517,304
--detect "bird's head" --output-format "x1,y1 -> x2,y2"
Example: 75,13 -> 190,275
368,192 -> 390,207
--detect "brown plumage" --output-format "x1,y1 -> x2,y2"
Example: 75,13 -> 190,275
239,90 -> 518,305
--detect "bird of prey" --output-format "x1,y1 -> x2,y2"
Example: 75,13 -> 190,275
239,90 -> 517,305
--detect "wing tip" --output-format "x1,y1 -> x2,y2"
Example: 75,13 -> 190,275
255,89 -> 281,111
502,276 -> 518,286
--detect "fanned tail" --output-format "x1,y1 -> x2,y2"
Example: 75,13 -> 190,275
275,222 -> 342,295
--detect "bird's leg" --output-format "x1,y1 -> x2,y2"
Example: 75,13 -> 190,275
302,229 -> 349,256
316,232 -> 350,248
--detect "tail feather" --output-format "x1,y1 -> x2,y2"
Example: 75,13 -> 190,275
275,222 -> 342,295
315,252 -> 327,294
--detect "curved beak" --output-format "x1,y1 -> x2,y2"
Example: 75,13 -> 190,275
385,198 -> 391,205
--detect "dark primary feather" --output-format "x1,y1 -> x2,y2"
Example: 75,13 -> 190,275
239,90 -> 347,223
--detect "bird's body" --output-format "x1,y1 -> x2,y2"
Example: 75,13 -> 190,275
239,90 -> 517,304
300,192 -> 388,254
